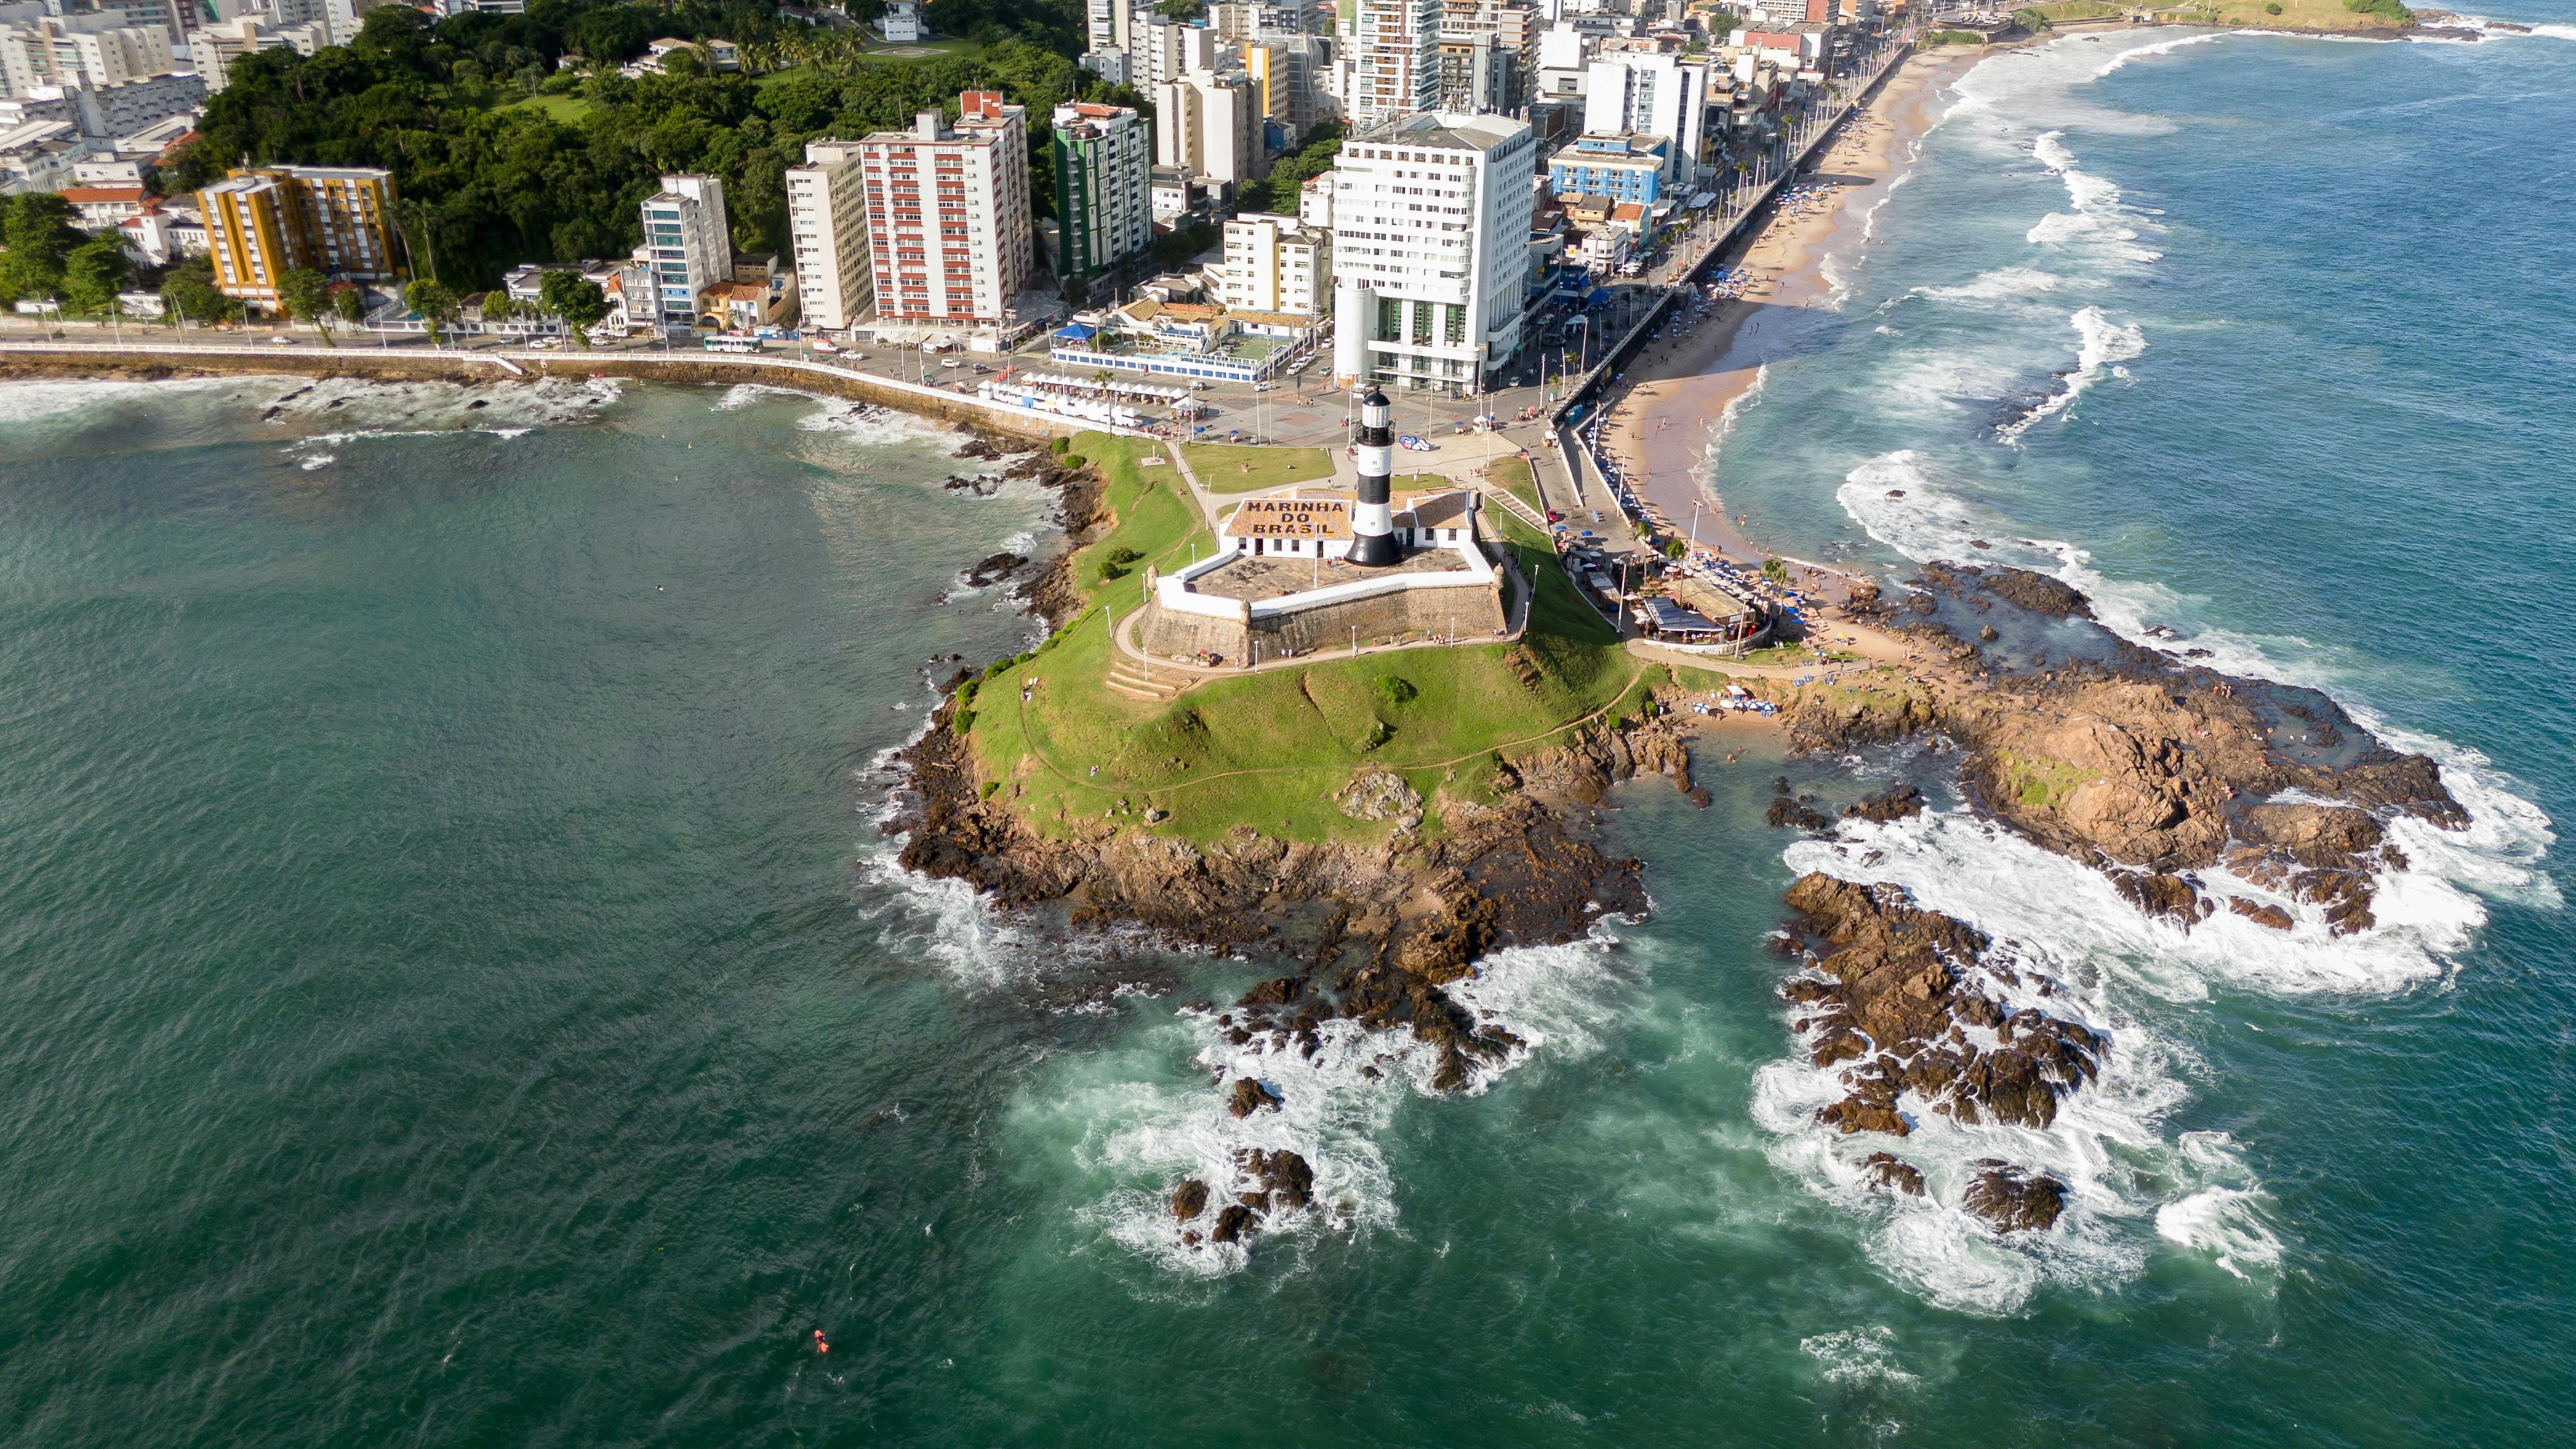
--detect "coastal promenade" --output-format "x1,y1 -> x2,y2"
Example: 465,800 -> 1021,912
0,337 -> 1156,443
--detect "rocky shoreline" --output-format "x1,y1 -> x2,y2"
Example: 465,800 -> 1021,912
1759,563 -> 2467,1232
892,538 -> 2472,1243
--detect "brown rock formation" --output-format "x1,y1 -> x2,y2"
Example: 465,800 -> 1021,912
1782,874 -> 2104,1135
1827,564 -> 2467,935
1860,1151 -> 1926,1197
1960,1162 -> 2068,1234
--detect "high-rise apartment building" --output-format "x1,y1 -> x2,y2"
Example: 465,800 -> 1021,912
1085,0 -> 1133,54
1349,0 -> 1438,129
185,16 -> 326,91
1050,101 -> 1151,282
1438,0 -> 1534,111
0,10 -> 176,95
1217,211 -> 1331,316
785,140 -> 872,331
1154,68 -> 1266,188
198,164 -> 400,310
1583,51 -> 1708,181
640,174 -> 730,326
853,92 -> 1033,328
1241,32 -> 1328,137
1131,17 -> 1220,90
1328,111 -> 1538,392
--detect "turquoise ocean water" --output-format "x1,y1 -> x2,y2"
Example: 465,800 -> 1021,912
4,21 -> 2573,1444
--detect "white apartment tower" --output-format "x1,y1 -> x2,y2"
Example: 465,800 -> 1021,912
1583,51 -> 1709,184
1154,68 -> 1267,188
640,174 -> 730,326
785,139 -> 873,331
1218,211 -> 1331,316
1330,111 -> 1538,393
854,91 -> 1033,328
0,10 -> 176,95
1349,0 -> 1439,130
1133,17 -> 1220,89
1086,0 -> 1133,53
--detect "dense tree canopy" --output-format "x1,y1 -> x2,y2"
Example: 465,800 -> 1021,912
167,1 -> 1122,292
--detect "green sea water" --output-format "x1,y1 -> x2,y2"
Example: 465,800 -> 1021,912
8,26 -> 2576,1444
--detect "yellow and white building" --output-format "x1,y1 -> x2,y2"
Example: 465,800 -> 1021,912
199,165 -> 401,312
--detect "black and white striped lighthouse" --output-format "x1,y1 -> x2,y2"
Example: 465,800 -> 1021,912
1348,387 -> 1400,567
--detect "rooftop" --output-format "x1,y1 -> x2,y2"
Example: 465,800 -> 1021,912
1351,109 -> 1526,156
1192,548 -> 1468,601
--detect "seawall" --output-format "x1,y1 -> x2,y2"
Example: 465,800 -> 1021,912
0,341 -> 1104,443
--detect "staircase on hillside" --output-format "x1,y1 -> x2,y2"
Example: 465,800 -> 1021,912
1482,484 -> 1551,535
1105,656 -> 1190,702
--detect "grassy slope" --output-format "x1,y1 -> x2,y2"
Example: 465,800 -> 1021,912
2016,0 -> 2124,21
2138,0 -> 2412,26
1181,441 -> 1335,494
963,433 -> 1652,846
1483,455 -> 1544,518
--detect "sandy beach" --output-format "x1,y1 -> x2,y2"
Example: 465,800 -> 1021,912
1596,50 -> 1979,576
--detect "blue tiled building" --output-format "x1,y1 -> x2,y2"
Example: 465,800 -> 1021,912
1547,134 -> 1669,208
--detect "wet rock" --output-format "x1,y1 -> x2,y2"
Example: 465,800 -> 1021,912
1209,1203 -> 1255,1244
1979,624 -> 2000,643
1783,874 -> 2103,1135
2291,868 -> 2377,934
1170,1179 -> 1210,1221
1843,783 -> 1924,824
1767,795 -> 1830,831
1238,976 -> 1305,1008
1237,1147 -> 1314,1211
2111,870 -> 2204,924
2227,897 -> 2294,930
961,550 -> 1026,588
1225,1077 -> 1283,1118
1961,1162 -> 2067,1233
1860,1151 -> 1926,1197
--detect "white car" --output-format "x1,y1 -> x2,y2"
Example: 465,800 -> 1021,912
268,334 -> 296,346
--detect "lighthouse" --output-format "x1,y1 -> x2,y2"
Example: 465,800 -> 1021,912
1348,387 -> 1400,567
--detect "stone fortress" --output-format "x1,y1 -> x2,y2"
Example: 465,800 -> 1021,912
1136,388 -> 1510,664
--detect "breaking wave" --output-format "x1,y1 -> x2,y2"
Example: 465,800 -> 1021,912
1996,305 -> 2146,441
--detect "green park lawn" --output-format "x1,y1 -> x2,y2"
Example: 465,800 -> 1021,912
961,434 -> 1653,845
1183,441 -> 1335,494
501,92 -> 594,121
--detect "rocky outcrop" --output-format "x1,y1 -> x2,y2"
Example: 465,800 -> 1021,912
1336,769 -> 1423,825
960,550 -> 1025,588
1782,874 -> 2104,1135
1844,783 -> 1925,824
1170,1148 -> 1315,1252
1860,1151 -> 1926,1197
1226,1077 -> 1283,1118
1960,1162 -> 2067,1234
1850,564 -> 2467,935
2227,897 -> 2294,931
